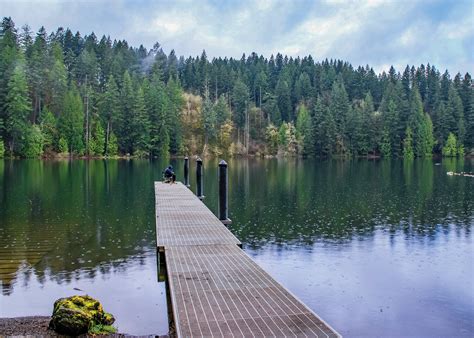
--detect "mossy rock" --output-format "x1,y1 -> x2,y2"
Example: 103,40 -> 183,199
49,295 -> 115,335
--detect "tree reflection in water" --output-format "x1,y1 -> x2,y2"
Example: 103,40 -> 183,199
0,158 -> 472,336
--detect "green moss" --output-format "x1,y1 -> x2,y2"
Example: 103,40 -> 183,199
103,312 -> 115,325
49,295 -> 116,335
49,306 -> 92,335
89,324 -> 118,334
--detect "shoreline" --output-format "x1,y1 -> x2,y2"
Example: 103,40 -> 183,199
0,316 -> 58,337
1,153 -> 473,160
0,316 -> 144,337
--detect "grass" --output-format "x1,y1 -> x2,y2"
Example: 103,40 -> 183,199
88,324 -> 117,335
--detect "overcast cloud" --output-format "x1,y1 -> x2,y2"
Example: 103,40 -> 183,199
1,0 -> 472,74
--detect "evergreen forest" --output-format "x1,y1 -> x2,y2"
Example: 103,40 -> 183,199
0,17 -> 472,159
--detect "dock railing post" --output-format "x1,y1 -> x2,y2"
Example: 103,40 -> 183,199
184,156 -> 190,187
196,157 -> 204,199
218,160 -> 232,224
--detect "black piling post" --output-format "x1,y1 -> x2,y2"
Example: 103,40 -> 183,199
184,156 -> 190,187
196,157 -> 204,199
218,160 -> 232,224
157,249 -> 166,282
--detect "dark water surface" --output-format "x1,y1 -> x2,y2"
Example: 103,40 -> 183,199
0,158 -> 473,336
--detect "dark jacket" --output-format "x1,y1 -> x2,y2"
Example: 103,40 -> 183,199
163,167 -> 174,178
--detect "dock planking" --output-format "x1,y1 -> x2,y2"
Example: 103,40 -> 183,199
155,182 -> 241,249
155,182 -> 340,337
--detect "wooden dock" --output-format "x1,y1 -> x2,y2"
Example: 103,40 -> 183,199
155,182 -> 340,337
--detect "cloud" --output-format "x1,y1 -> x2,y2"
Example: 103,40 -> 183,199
0,0 -> 471,74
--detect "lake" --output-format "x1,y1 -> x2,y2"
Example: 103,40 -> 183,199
0,158 -> 473,336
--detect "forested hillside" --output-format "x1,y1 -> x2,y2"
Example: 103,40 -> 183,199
0,17 -> 472,159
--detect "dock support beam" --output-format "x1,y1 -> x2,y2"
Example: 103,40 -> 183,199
218,160 -> 232,224
196,157 -> 204,200
184,156 -> 190,187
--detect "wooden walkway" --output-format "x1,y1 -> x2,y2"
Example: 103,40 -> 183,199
155,182 -> 340,337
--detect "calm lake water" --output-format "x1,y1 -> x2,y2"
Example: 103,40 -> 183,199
0,158 -> 473,336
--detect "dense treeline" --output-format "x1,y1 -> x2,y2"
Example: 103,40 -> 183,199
0,17 -> 472,159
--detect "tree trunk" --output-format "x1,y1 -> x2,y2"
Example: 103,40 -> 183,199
105,120 -> 110,156
84,76 -> 89,156
33,95 -> 38,124
38,97 -> 41,123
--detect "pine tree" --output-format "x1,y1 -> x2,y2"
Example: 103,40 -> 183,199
425,64 -> 440,114
108,132 -> 118,156
91,121 -> 105,156
147,73 -> 170,157
19,24 -> 33,55
167,77 -> 184,154
364,92 -> 378,155
101,75 -> 120,156
262,93 -> 281,125
218,120 -> 233,154
39,108 -> 57,152
295,72 -> 312,103
329,78 -> 350,155
457,142 -> 464,157
276,78 -> 292,122
214,95 -> 231,128
442,132 -> 457,157
58,137 -> 68,153
351,102 -> 368,156
29,27 -> 49,123
119,70 -> 135,154
354,92 -> 379,156
380,82 -> 406,156
232,78 -> 249,129
278,123 -> 288,147
21,124 -> 44,158
309,98 -> 321,156
420,113 -> 435,157
157,118 -> 170,157
59,87 -> 84,154
48,43 -> 68,116
295,104 -> 311,155
202,85 -> 216,147
380,127 -> 391,157
460,73 -> 472,114
401,65 -> 411,97
403,127 -> 414,159
465,91 -> 474,150
369,111 -> 383,156
322,104 -> 336,156
433,100 -> 447,151
5,62 -> 30,154
446,85 -> 463,138
409,86 -> 433,157
131,87 -> 151,156
166,49 -> 178,82
254,71 -> 267,107
0,17 -> 19,142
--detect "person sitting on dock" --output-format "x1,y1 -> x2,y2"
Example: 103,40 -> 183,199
163,165 -> 176,184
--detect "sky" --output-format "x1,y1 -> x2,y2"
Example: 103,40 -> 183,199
1,0 -> 473,75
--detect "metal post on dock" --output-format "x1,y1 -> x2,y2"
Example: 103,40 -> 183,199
218,160 -> 232,224
196,157 -> 204,199
184,156 -> 190,187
